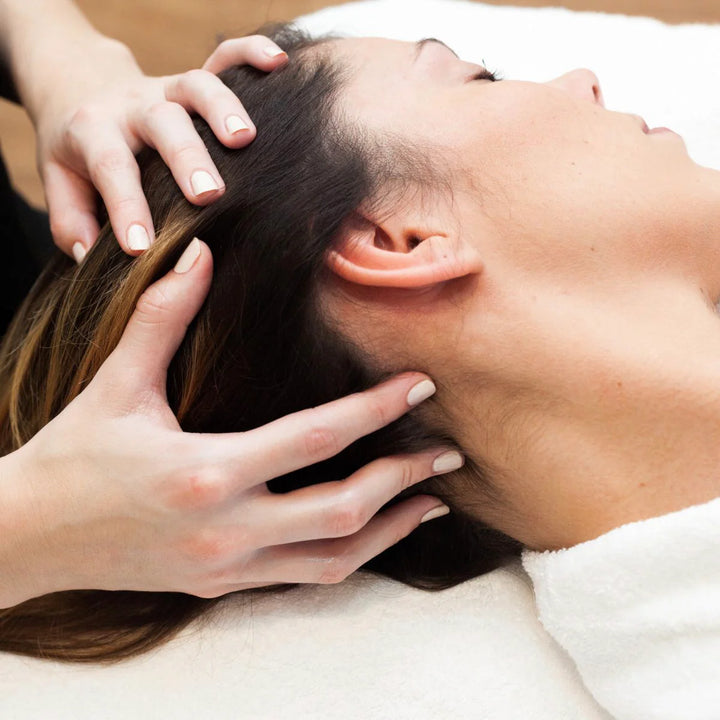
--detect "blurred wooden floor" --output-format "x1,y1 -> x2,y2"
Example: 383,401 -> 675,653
2,0 -> 719,207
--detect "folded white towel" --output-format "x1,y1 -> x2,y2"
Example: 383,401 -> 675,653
523,497 -> 720,720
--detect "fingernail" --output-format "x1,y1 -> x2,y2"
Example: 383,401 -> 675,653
127,224 -> 150,251
420,504 -> 450,524
174,237 -> 201,274
263,45 -> 286,58
406,379 -> 436,407
72,242 -> 87,264
191,170 -> 220,196
225,115 -> 250,134
432,451 -> 464,474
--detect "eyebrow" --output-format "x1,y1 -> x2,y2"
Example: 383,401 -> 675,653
414,37 -> 459,62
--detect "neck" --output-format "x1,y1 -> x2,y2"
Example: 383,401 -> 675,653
445,276 -> 720,550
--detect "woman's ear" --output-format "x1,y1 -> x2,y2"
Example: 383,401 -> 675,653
327,212 -> 483,289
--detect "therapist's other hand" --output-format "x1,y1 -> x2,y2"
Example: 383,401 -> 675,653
0,240 -> 455,607
32,35 -> 287,262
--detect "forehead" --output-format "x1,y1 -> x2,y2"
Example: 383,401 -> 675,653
329,37 -> 417,64
324,37 -> 468,134
328,36 -> 461,82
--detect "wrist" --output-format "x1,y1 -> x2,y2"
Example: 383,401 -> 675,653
0,446 -> 51,608
1,0 -> 138,121
23,35 -> 137,124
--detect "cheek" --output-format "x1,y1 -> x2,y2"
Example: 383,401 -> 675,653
453,111 -> 667,270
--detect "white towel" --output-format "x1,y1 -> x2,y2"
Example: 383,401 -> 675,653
523,497 -> 720,720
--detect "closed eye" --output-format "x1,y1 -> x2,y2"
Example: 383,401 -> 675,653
470,68 -> 501,82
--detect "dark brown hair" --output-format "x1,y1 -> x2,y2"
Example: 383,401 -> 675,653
0,24 -> 522,664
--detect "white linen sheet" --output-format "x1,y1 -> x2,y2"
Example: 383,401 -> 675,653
1,2 -> 718,718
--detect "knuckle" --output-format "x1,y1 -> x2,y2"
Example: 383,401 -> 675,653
146,100 -> 182,123
210,35 -> 263,67
92,149 -> 134,180
178,528 -> 229,564
303,422 -> 341,461
180,68 -> 211,88
135,283 -> 173,322
167,467 -> 228,511
366,395 -> 392,428
325,494 -> 367,537
48,210 -> 75,241
213,38 -> 236,56
397,457 -> 418,492
171,143 -> 204,165
67,105 -> 101,133
109,195 -> 142,216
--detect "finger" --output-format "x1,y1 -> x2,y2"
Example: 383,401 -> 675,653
43,162 -> 100,261
164,69 -> 256,148
225,495 -> 449,586
139,101 -> 225,205
195,373 -> 438,486
100,238 -> 213,393
202,35 -> 288,76
247,448 -> 464,547
82,130 -> 155,254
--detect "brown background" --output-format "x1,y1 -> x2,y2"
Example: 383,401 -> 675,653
2,0 -> 719,207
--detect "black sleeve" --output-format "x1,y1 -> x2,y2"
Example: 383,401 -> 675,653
0,54 -> 20,104
0,148 -> 54,338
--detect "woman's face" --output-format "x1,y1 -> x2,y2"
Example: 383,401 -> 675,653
331,36 -> 720,300
324,37 -> 720,550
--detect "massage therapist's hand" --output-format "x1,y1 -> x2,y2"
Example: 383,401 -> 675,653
27,35 -> 288,261
2,1 -> 287,258
0,240 -> 455,609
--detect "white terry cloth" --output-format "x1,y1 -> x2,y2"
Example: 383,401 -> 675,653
297,0 -> 720,172
2,3 -> 720,719
0,565 -> 613,719
522,497 -> 720,720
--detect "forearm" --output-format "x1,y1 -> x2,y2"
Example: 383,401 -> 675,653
0,0 -> 135,120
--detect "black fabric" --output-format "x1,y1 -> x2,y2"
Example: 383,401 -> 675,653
0,58 -> 19,104
0,147 -> 54,337
1,52 -> 54,336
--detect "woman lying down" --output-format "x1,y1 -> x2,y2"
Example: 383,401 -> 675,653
2,23 -> 719,719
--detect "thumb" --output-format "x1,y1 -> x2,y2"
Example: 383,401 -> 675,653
105,238 -> 213,394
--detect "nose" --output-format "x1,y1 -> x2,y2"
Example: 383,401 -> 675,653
545,68 -> 605,108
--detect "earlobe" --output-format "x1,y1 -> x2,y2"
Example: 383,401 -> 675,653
327,220 -> 483,289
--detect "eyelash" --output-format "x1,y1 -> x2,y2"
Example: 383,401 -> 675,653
472,68 -> 501,82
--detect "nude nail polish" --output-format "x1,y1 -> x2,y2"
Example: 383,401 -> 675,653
420,505 -> 450,524
432,451 -> 464,474
191,170 -> 219,196
72,242 -> 87,264
226,115 -> 250,134
127,224 -> 150,251
407,379 -> 437,406
174,238 -> 201,274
